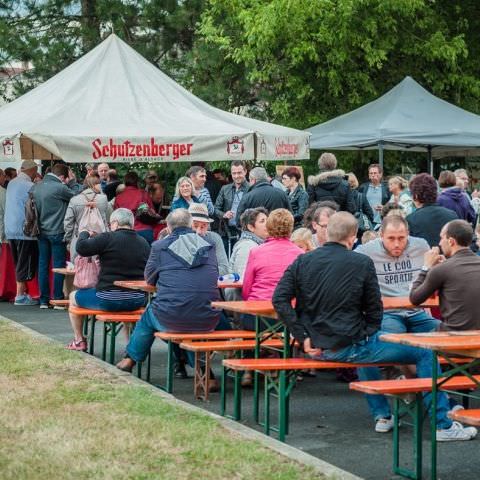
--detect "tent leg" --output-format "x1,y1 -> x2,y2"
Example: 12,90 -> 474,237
428,146 -> 433,176
378,142 -> 384,170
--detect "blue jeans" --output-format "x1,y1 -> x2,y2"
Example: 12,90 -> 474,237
382,309 -> 440,334
317,332 -> 452,429
126,304 -> 227,367
137,229 -> 154,244
38,234 -> 67,304
75,288 -> 146,311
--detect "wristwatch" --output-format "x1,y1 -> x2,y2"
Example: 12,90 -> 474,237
421,265 -> 430,272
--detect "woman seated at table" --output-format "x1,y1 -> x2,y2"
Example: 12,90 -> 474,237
66,208 -> 151,351
242,208 -> 303,330
224,207 -> 268,301
170,176 -> 200,211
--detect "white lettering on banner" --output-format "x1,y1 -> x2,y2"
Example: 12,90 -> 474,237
91,138 -> 193,161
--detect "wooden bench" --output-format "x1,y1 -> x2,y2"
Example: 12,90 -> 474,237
49,299 -> 69,309
152,330 -> 258,394
68,306 -> 145,354
350,375 -> 480,480
221,357 -> 400,440
450,408 -> 480,426
179,339 -> 286,401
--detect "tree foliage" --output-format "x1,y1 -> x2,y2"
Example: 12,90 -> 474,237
197,0 -> 480,130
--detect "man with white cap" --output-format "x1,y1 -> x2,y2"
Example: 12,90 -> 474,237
4,160 -> 40,305
188,202 -> 229,276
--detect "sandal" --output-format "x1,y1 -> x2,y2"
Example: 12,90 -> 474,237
66,338 -> 87,352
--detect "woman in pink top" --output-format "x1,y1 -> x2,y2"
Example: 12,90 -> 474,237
242,209 -> 303,301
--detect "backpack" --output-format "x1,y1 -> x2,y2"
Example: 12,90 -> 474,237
23,190 -> 40,238
354,192 -> 374,233
77,193 -> 107,234
73,255 -> 100,289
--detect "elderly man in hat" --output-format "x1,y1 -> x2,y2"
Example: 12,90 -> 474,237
188,203 -> 229,276
4,160 -> 40,305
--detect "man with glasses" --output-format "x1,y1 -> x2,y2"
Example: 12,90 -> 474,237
186,165 -> 214,216
215,161 -> 249,254
311,205 -> 336,248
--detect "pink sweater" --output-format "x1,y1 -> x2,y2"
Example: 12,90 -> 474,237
242,237 -> 304,301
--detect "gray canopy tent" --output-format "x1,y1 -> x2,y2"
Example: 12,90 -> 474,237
307,76 -> 480,172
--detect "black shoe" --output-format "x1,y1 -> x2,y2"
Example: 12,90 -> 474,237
174,362 -> 188,379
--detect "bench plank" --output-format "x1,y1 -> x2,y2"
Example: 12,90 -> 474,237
350,375 -> 480,395
96,314 -> 141,322
450,408 -> 480,426
180,339 -> 285,352
155,330 -> 257,341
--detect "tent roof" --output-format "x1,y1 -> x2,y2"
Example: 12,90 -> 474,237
0,34 -> 309,162
308,76 -> 480,158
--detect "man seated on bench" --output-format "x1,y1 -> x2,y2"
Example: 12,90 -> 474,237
117,209 -> 221,385
355,214 -> 440,334
272,212 -> 477,441
410,219 -> 480,331
67,208 -> 151,351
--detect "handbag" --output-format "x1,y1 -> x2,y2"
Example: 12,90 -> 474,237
73,255 -> 100,289
23,190 -> 40,237
354,193 -> 374,233
135,202 -> 161,225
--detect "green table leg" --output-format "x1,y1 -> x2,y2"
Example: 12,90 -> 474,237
101,322 -> 108,361
278,370 -> 287,442
264,373 -> 271,436
108,323 -> 119,365
88,317 -> 96,354
431,353 -> 438,480
220,365 -> 227,416
233,369 -> 242,421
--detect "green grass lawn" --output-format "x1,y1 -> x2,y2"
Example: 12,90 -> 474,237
0,319 -> 327,480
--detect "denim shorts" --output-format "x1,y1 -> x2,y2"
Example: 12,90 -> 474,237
75,288 -> 146,311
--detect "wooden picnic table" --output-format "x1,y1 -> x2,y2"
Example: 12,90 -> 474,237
51,267 -> 76,276
114,279 -> 243,292
211,295 -> 440,320
380,331 -> 480,480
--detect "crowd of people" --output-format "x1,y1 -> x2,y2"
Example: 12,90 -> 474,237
1,152 -> 480,441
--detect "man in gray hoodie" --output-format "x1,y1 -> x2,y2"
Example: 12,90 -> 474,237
355,214 -> 440,334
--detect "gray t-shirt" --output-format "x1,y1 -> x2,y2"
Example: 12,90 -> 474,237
355,236 -> 430,297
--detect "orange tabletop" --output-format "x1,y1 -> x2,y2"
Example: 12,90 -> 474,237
380,331 -> 480,357
382,295 -> 439,310
113,280 -> 156,293
217,280 -> 243,289
52,267 -> 76,275
211,300 -> 278,319
114,279 -> 244,293
212,296 -> 440,320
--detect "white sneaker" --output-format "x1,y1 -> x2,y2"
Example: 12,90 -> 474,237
437,421 -> 477,442
375,416 -> 394,433
39,304 -> 49,309
448,404 -> 465,419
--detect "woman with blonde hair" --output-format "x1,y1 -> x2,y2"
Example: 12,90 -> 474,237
64,173 -> 110,259
290,227 -> 315,252
388,176 -> 414,215
170,176 -> 200,211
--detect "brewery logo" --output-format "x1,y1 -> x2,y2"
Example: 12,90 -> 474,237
2,138 -> 14,156
227,136 -> 244,155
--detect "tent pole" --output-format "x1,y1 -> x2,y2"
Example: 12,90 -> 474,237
427,146 -> 433,175
378,142 -> 384,170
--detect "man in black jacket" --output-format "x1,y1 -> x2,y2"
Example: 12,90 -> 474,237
307,152 -> 356,213
214,161 -> 249,251
235,167 -> 291,224
273,212 -> 475,440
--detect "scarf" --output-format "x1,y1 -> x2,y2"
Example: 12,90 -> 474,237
240,230 -> 264,245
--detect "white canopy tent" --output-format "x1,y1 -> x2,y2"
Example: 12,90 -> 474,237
307,76 -> 480,170
0,34 -> 310,163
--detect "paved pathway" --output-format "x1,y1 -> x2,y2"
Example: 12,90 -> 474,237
1,302 -> 479,480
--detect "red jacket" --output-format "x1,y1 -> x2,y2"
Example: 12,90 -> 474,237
114,186 -> 153,231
